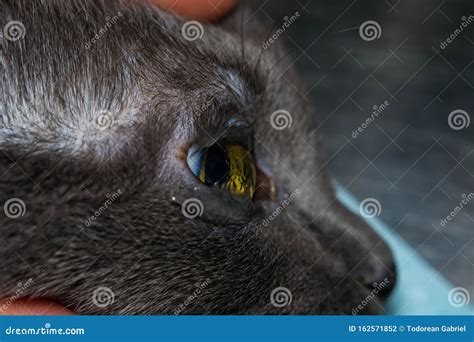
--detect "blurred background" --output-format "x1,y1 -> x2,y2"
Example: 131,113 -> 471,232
248,0 -> 473,295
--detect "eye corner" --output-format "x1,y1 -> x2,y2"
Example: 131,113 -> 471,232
253,167 -> 278,204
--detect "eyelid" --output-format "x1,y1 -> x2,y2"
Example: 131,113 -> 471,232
191,116 -> 254,155
220,117 -> 254,147
185,92 -> 253,137
225,117 -> 252,130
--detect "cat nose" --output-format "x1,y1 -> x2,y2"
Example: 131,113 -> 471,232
363,260 -> 397,298
350,240 -> 397,299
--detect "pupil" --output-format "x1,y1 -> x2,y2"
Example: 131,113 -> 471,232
202,144 -> 229,186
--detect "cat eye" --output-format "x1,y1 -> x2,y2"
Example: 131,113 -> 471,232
187,143 -> 256,199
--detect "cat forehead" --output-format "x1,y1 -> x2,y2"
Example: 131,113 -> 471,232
0,63 -> 250,161
0,0 -> 270,163
2,56 -> 249,155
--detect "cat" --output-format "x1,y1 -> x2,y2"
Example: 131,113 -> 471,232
0,0 -> 396,314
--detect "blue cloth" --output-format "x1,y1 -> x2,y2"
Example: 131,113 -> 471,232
336,186 -> 473,315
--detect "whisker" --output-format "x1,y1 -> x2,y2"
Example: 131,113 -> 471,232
266,49 -> 295,85
240,1 -> 246,63
253,19 -> 281,75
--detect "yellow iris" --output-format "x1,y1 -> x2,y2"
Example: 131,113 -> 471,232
222,144 -> 256,198
187,143 -> 256,199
